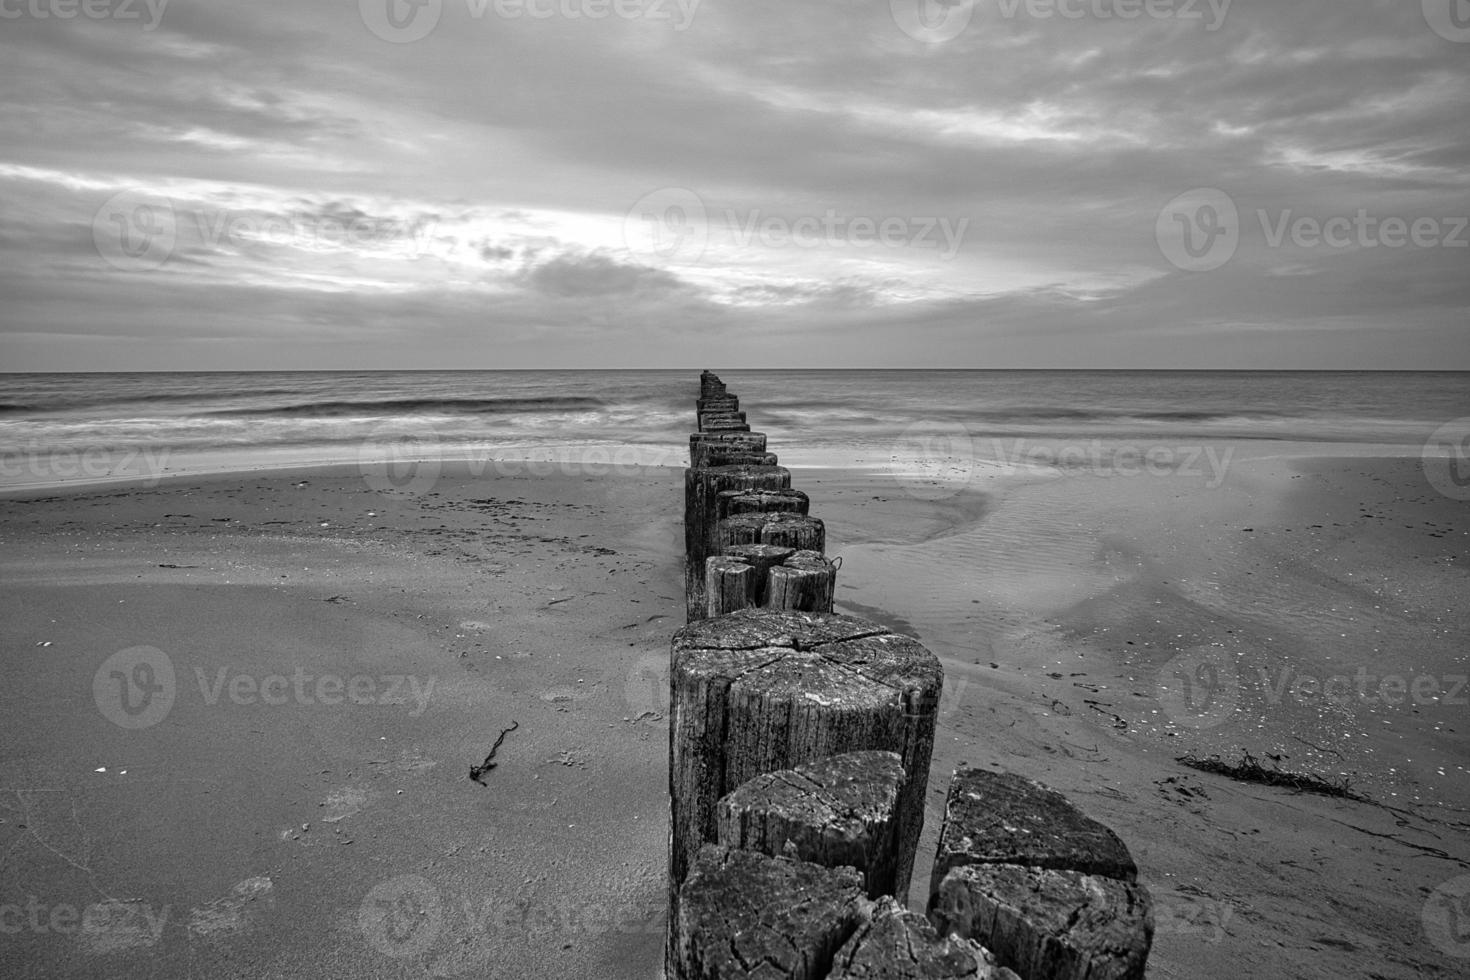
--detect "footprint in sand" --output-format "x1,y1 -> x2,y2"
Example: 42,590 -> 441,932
319,785 -> 369,823
187,877 -> 274,939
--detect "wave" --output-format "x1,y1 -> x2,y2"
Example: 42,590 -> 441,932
204,396 -> 608,418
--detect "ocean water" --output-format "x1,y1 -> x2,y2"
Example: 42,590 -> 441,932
0,370 -> 1465,489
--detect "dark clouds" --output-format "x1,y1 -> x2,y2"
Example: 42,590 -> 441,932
0,0 -> 1466,368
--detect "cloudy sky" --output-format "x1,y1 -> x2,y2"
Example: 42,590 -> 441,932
0,0 -> 1467,370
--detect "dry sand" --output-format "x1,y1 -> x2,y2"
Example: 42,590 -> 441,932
2,451 -> 1467,978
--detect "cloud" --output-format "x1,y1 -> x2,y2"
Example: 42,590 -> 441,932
0,0 -> 1465,367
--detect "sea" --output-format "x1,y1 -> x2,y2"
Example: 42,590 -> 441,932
0,370 -> 1466,489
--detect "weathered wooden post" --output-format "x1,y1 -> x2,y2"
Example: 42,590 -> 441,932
684,464 -> 791,620
927,768 -> 1154,980
689,431 -> 767,467
668,608 -> 943,931
717,511 -> 825,553
831,899 -> 1022,980
766,550 -> 836,613
674,845 -> 868,980
717,750 -> 905,899
718,487 -> 809,519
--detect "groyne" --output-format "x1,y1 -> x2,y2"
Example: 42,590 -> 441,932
666,371 -> 1154,980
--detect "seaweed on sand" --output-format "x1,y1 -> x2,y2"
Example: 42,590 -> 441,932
1176,750 -> 1369,802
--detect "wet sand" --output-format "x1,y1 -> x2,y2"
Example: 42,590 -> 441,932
2,451 -> 1468,978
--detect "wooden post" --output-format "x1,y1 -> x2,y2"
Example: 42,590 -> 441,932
684,465 -> 791,620
697,449 -> 778,470
698,412 -> 748,432
698,417 -> 751,433
697,395 -> 739,413
930,769 -> 1138,890
717,487 -> 809,519
831,898 -> 1021,980
703,555 -> 758,617
669,608 -> 942,925
689,431 -> 767,467
929,864 -> 1153,980
717,511 -> 825,553
927,768 -> 1152,980
674,845 -> 867,980
716,750 -> 905,900
766,550 -> 836,613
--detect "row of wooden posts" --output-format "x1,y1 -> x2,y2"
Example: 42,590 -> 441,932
666,372 -> 1155,979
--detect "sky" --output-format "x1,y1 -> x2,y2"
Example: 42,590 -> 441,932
0,0 -> 1467,370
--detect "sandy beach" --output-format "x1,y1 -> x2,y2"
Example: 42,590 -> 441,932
2,448 -> 1467,979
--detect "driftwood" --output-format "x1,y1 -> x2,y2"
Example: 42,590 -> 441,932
930,768 -> 1138,890
831,898 -> 1021,980
669,609 -> 942,923
929,864 -> 1153,980
674,845 -> 867,980
717,750 -> 904,899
